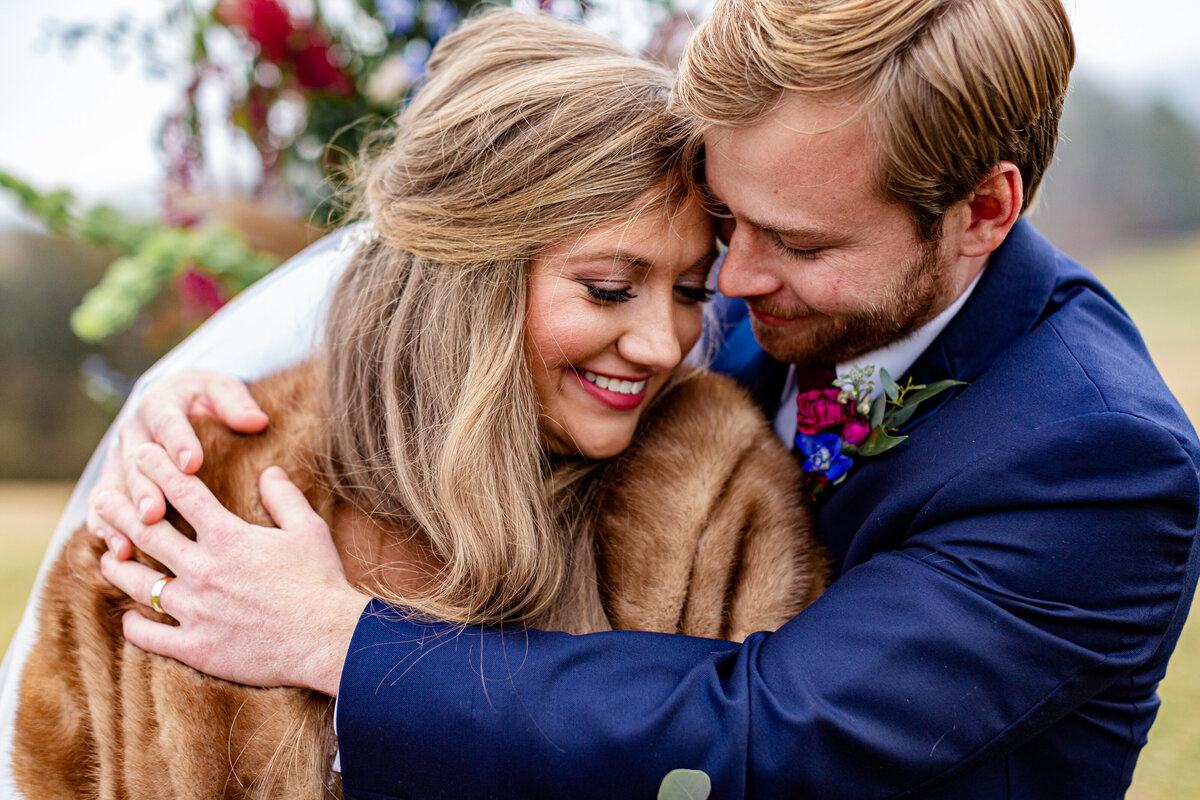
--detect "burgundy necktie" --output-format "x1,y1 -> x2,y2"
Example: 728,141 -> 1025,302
794,363 -> 836,395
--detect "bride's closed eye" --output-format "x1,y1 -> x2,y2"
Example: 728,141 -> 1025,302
584,283 -> 637,303
674,285 -> 715,304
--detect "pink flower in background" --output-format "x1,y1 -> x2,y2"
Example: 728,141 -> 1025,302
217,0 -> 353,95
217,0 -> 293,61
179,268 -> 226,316
293,39 -> 353,94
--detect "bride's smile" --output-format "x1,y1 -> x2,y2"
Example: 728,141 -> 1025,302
524,190 -> 717,459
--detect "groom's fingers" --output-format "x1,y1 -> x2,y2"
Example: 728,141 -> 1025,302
139,377 -> 207,474
99,552 -> 175,616
259,466 -> 329,538
182,372 -> 269,436
93,490 -> 194,570
140,372 -> 269,476
121,609 -> 187,664
87,442 -> 127,539
114,419 -> 170,525
133,444 -> 240,544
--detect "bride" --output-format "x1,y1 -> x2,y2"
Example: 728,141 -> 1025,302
7,9 -> 825,798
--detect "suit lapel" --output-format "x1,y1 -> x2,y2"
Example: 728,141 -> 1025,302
898,220 -> 1061,434
816,220 -> 1063,571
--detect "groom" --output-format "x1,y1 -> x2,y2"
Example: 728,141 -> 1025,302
85,0 -> 1199,797
330,1 -> 1200,797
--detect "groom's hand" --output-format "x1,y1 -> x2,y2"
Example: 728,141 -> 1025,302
94,445 -> 367,694
86,370 -> 268,559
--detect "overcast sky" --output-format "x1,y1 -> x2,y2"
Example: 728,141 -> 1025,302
1,0 -> 1197,217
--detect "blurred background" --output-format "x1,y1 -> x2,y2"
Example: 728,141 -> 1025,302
1,1 -> 1198,795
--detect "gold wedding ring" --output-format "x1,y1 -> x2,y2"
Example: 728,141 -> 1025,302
150,576 -> 174,614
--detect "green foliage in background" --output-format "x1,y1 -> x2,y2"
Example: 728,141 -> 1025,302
0,171 -> 277,343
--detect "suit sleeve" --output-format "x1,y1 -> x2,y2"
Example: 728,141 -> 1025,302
335,412 -> 1199,800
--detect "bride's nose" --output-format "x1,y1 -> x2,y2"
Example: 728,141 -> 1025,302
616,303 -> 681,372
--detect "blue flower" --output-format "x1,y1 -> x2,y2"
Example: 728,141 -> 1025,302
422,0 -> 459,41
378,0 -> 418,35
797,432 -> 854,482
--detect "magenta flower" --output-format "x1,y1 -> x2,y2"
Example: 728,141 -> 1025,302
179,268 -> 225,316
841,417 -> 871,447
795,389 -> 853,434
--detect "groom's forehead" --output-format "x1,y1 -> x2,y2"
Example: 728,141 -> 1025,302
704,95 -> 879,207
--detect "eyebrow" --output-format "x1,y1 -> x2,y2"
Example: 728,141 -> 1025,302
712,198 -> 843,244
740,212 -> 843,243
578,247 -> 721,276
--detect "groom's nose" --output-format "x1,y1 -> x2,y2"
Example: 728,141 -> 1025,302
717,224 -> 783,300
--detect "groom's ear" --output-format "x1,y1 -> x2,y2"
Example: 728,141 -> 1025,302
955,162 -> 1023,258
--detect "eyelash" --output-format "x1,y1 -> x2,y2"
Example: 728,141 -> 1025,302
584,284 -> 715,304
585,285 -> 638,303
675,286 -> 716,304
770,235 -> 823,261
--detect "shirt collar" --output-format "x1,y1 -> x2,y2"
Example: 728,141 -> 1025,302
773,266 -> 987,446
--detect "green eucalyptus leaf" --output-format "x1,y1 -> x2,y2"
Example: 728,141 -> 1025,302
898,379 -> 967,408
857,429 -> 908,457
880,368 -> 899,401
658,769 -> 712,800
885,400 -> 922,429
869,394 -> 886,429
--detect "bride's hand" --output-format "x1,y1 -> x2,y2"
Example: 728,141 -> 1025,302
87,371 -> 268,560
94,443 -> 369,695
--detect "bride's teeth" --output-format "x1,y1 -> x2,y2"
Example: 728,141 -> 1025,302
581,370 -> 647,395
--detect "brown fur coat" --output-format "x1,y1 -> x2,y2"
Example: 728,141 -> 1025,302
14,361 -> 826,799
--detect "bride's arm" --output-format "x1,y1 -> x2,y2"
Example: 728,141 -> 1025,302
86,370 -> 267,556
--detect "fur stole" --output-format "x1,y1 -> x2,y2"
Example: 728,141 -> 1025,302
14,360 -> 826,798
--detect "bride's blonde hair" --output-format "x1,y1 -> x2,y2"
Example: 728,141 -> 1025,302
322,9 -> 695,630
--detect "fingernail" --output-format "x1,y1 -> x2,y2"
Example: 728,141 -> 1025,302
177,449 -> 192,469
265,465 -> 286,480
139,498 -> 152,518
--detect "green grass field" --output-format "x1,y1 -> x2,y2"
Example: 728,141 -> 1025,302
1,235 -> 1198,796
0,483 -> 72,655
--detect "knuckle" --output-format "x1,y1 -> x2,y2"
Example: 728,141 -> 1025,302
164,473 -> 195,503
93,489 -> 120,516
213,372 -> 240,391
148,412 -> 178,441
303,516 -> 332,539
206,519 -> 237,548
136,523 -> 159,551
118,418 -> 147,448
188,558 -> 217,589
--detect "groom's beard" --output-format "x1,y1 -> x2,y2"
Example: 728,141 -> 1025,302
750,237 -> 954,368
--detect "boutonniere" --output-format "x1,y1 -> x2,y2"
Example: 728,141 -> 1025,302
796,365 -> 966,499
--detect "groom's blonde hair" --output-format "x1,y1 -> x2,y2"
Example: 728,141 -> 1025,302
674,0 -> 1075,240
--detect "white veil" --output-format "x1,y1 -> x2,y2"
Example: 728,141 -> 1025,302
0,225 -> 361,797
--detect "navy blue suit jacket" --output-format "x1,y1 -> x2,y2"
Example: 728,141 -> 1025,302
335,221 -> 1200,799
